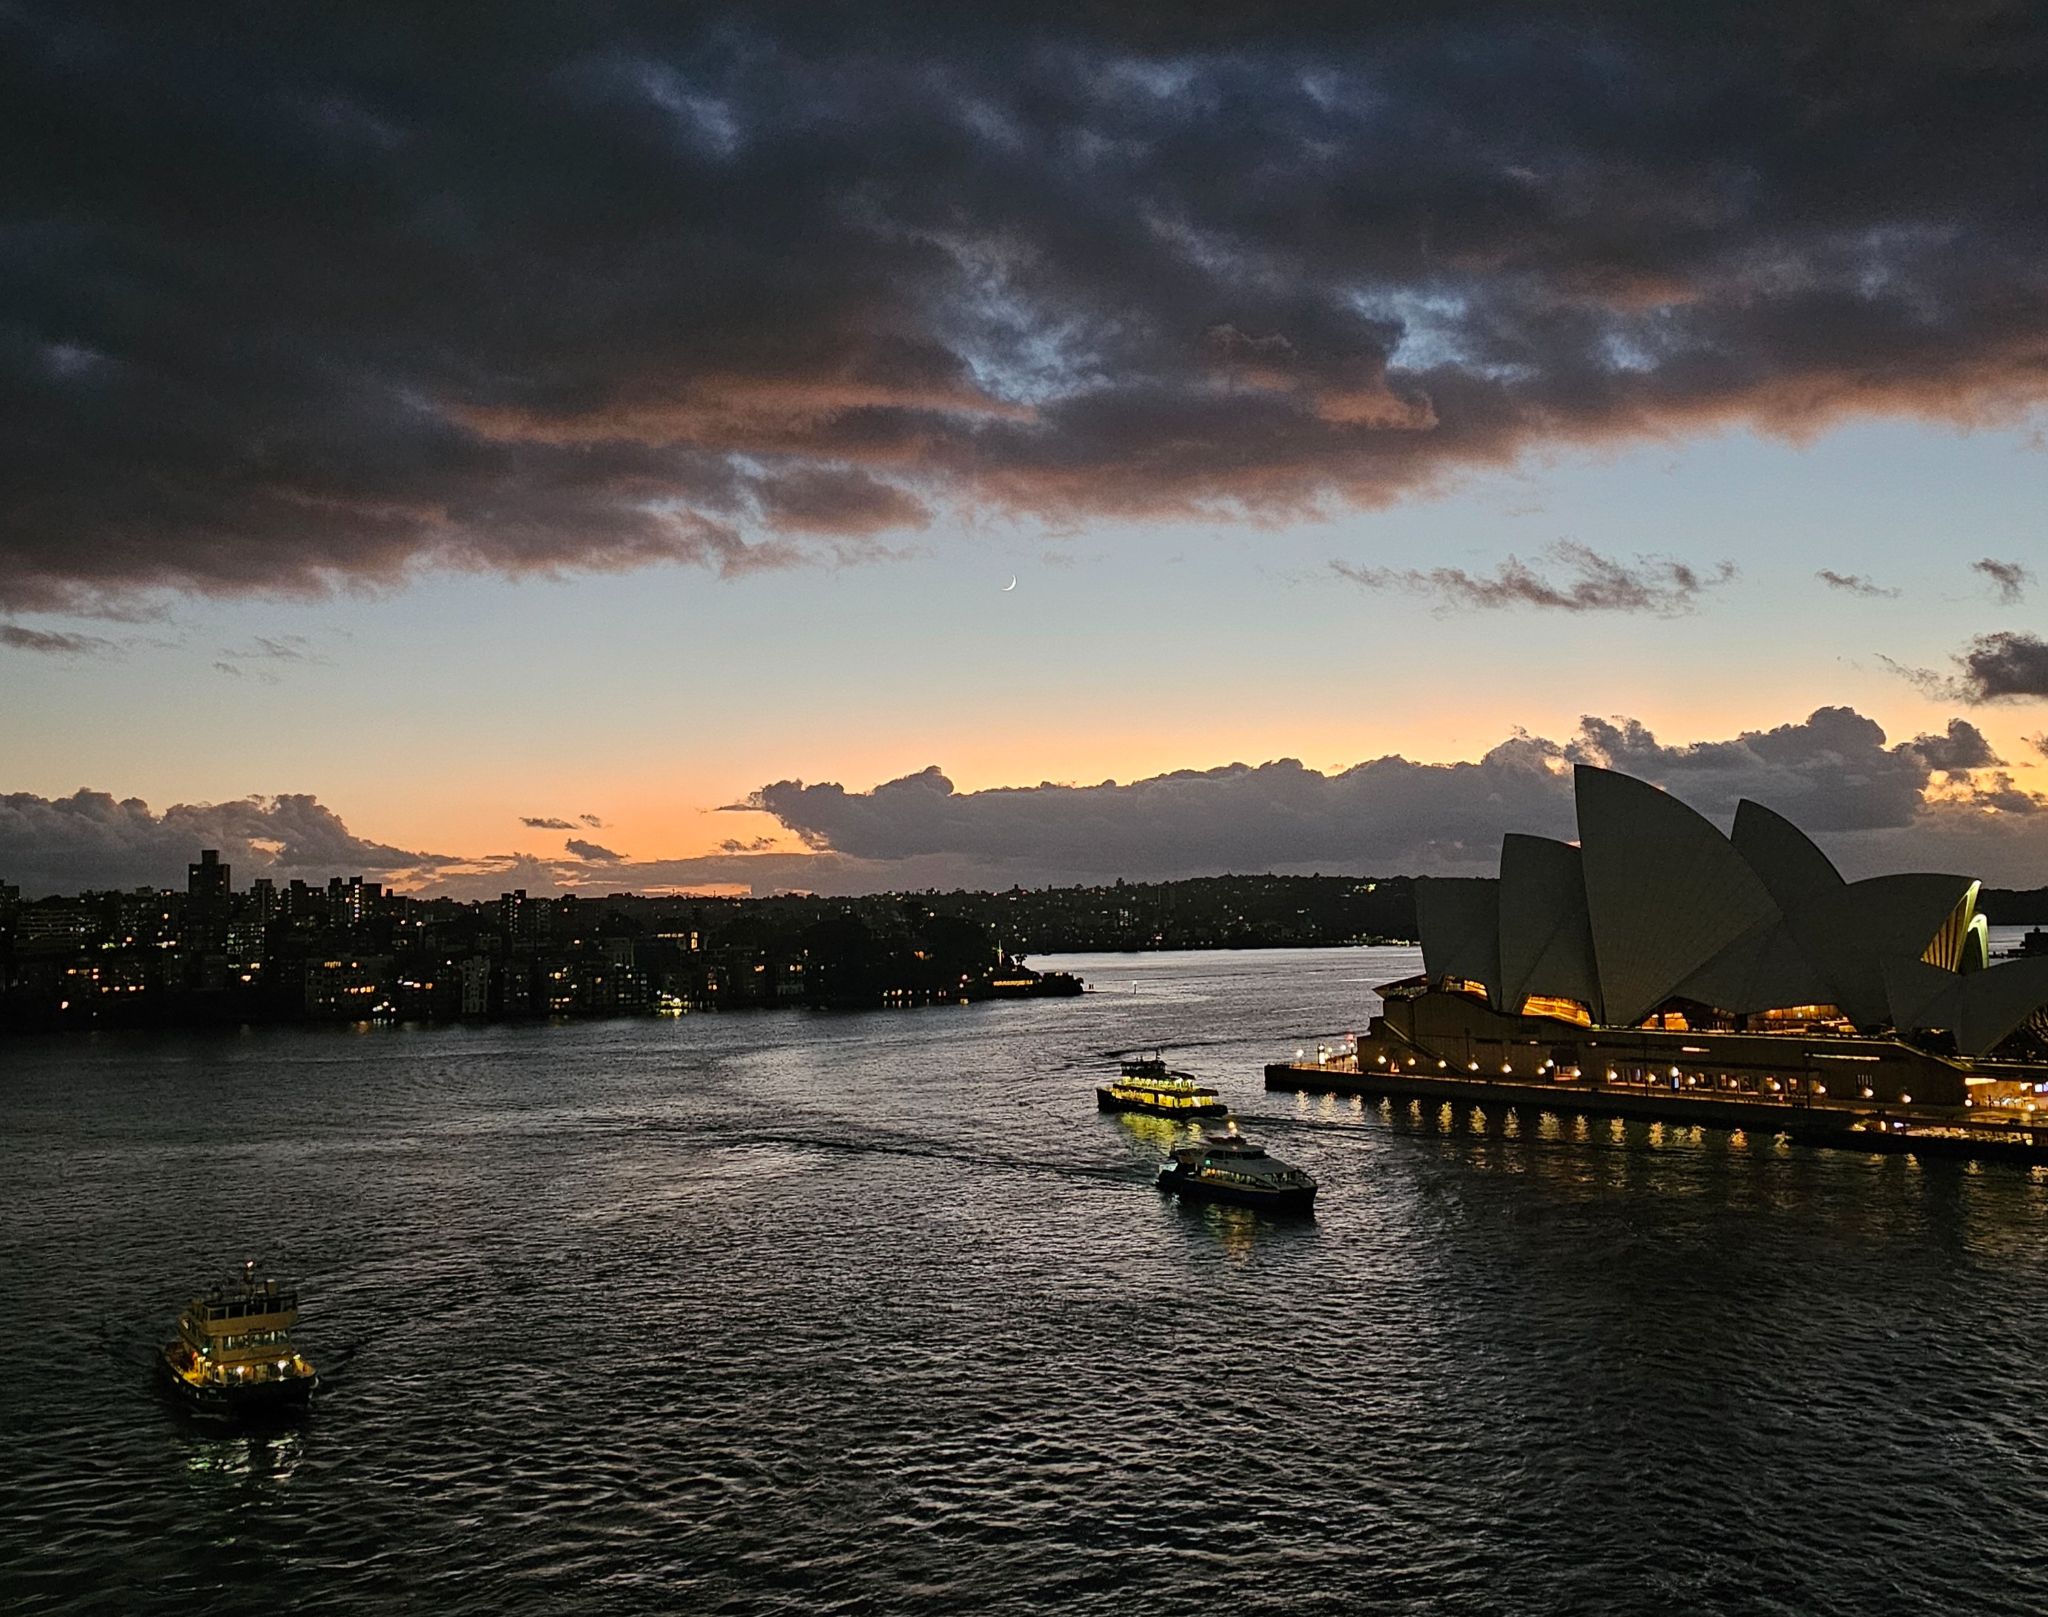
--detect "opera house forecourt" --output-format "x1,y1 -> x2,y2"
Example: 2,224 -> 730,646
1269,765 -> 2048,1163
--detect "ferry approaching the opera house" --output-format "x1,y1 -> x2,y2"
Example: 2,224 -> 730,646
1268,763 -> 2048,1165
1158,1132 -> 1317,1214
160,1261 -> 317,1417
1098,1053 -> 1229,1118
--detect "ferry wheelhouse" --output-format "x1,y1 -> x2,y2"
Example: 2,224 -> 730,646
160,1261 -> 316,1417
1097,1054 -> 1229,1118
1158,1132 -> 1317,1214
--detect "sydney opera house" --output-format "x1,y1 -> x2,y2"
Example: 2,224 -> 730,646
1342,766 -> 2048,1118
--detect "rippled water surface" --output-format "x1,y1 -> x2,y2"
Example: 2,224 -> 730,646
5,946 -> 2048,1615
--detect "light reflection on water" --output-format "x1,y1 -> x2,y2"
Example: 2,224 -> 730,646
1,946 -> 2046,1615
183,1430 -> 303,1485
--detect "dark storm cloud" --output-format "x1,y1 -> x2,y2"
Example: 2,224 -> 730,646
564,837 -> 622,861
1570,709 -> 2028,828
6,3 -> 2048,607
1892,632 -> 2048,703
0,789 -> 451,895
1335,541 -> 1733,614
1973,558 -> 2032,604
1906,718 -> 2003,774
1816,569 -> 1898,598
1954,633 -> 2048,701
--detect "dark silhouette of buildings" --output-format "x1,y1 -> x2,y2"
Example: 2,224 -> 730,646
182,849 -> 232,989
0,855 -> 1187,1033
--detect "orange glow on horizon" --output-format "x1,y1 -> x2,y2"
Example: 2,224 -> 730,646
283,690 -> 2048,886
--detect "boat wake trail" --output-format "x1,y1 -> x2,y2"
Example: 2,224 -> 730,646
741,1129 -> 1144,1184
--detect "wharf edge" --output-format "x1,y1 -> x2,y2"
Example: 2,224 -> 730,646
1264,1061 -> 2048,1167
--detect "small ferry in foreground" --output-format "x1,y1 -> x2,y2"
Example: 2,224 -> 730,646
160,1261 -> 317,1418
1098,1054 -> 1229,1118
1159,1132 -> 1317,1214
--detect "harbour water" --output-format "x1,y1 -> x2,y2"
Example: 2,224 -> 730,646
4,946 -> 2047,1615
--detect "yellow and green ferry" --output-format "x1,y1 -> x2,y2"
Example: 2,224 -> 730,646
1097,1053 -> 1230,1118
160,1261 -> 317,1417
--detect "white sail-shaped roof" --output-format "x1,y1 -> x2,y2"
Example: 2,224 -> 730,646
1791,874 -> 1976,1026
1408,765 -> 2048,1052
1496,833 -> 1601,1019
1726,804 -> 1974,1024
1883,955 -> 2048,1055
1955,958 -> 2048,1054
1730,799 -> 1845,910
1922,882 -> 1984,972
1415,876 -> 1501,1001
1881,957 -> 1964,1035
1676,913 -> 1835,1014
1575,766 -> 1779,1027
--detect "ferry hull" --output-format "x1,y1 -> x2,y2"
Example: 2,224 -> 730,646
160,1348 -> 316,1420
1098,1089 -> 1228,1118
1156,1165 -> 1316,1216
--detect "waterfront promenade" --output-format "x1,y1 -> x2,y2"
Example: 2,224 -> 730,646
1268,1052 -> 2048,1165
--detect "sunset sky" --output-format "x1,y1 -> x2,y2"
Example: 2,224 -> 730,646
4,4 -> 2045,897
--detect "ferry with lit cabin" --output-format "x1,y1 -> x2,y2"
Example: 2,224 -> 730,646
160,1261 -> 317,1417
1158,1132 -> 1317,1214
1097,1054 -> 1229,1118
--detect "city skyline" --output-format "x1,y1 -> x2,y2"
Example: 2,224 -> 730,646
5,6 -> 2046,896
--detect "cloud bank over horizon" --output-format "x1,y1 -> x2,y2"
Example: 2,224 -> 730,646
749,708 -> 2046,887
6,3 -> 2048,614
0,790 -> 457,897
6,707 -> 2045,899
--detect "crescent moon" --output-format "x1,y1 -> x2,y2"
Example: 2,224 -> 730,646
1002,576 -> 1018,591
